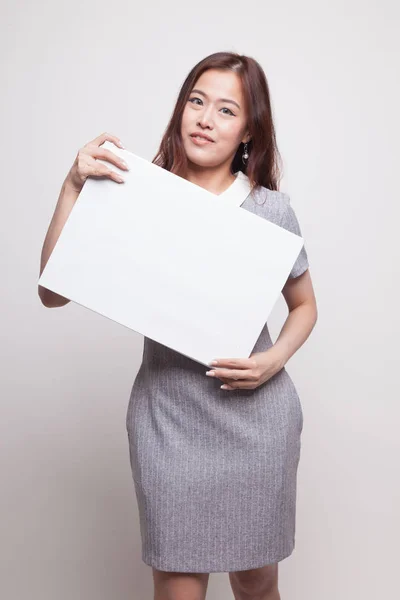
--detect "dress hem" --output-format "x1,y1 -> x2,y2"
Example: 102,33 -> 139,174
141,544 -> 295,573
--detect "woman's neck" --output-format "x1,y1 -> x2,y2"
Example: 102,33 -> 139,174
184,164 -> 236,196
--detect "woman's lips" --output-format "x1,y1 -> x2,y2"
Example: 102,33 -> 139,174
190,135 -> 214,145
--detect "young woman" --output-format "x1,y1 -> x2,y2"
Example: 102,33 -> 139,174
39,51 -> 317,600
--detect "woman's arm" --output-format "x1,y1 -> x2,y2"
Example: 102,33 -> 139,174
272,269 -> 318,368
204,269 -> 317,390
38,176 -> 80,308
38,132 -> 128,309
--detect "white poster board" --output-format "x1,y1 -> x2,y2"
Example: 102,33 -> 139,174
39,142 -> 304,367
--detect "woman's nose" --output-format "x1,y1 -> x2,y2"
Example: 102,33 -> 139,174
197,106 -> 214,128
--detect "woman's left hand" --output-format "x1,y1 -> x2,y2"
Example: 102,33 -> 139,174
205,348 -> 285,390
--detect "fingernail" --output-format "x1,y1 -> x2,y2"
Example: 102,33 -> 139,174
205,371 -> 215,376
119,140 -> 125,148
209,360 -> 218,365
221,385 -> 228,390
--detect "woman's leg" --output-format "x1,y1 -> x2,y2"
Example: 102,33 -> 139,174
229,563 -> 280,600
152,568 -> 210,600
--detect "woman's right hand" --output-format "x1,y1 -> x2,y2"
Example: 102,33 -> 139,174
65,131 -> 130,193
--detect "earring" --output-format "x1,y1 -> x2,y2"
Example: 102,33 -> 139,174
242,142 -> 249,164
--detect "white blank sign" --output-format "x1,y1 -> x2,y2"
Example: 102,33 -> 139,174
39,141 -> 304,367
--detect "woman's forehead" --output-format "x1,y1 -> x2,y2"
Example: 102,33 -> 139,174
194,69 -> 244,100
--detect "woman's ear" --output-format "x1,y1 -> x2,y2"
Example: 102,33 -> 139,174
242,133 -> 251,144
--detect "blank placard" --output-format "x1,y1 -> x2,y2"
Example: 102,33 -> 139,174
39,141 -> 304,366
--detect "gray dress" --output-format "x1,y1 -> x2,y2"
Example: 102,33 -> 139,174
126,178 -> 309,573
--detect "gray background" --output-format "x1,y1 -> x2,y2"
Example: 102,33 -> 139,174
1,0 -> 399,598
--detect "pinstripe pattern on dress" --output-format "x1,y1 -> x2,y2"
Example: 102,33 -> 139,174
126,184 -> 309,572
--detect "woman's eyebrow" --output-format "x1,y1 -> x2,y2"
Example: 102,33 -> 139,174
190,88 -> 241,110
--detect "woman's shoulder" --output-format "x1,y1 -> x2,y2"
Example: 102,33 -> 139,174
254,183 -> 290,206
248,184 -> 291,226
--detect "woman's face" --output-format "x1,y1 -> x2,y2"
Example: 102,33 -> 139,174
180,69 -> 250,169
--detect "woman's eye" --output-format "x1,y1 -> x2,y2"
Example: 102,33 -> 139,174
188,97 -> 235,116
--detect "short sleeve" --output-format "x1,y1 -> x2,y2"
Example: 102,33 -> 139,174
280,195 -> 309,279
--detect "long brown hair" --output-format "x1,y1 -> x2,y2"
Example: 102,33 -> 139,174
152,51 -> 283,193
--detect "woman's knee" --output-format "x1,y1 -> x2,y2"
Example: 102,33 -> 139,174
152,568 -> 210,600
229,563 -> 279,596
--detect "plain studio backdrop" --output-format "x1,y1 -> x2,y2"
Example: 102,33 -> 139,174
1,1 -> 399,598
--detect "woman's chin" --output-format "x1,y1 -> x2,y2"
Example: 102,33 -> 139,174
185,151 -> 219,169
